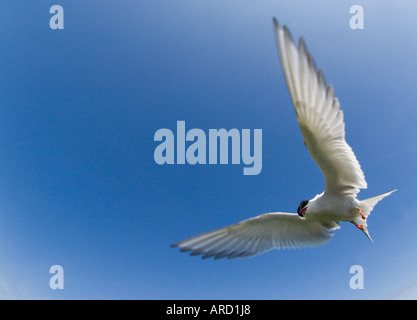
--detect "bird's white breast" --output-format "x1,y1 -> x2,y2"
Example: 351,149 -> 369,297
306,192 -> 360,221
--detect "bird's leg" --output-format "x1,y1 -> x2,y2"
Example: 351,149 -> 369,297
350,221 -> 364,231
357,208 -> 365,220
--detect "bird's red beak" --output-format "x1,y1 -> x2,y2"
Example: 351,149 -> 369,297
299,206 -> 307,217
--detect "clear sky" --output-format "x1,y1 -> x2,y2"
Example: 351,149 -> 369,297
0,0 -> 416,299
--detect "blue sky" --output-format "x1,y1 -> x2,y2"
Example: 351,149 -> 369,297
0,0 -> 416,299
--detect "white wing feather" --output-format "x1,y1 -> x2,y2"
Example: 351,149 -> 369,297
172,213 -> 340,259
273,19 -> 367,196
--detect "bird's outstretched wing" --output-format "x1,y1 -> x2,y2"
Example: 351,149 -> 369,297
172,213 -> 340,259
273,19 -> 367,197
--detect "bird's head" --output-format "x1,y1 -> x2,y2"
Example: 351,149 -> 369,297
297,200 -> 309,217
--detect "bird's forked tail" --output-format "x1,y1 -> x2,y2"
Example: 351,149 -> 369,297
355,189 -> 397,242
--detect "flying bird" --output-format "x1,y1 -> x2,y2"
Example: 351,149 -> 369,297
172,18 -> 396,259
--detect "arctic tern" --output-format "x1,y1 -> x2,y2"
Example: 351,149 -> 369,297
172,18 -> 396,259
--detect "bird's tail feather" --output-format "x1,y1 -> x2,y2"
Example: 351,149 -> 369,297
361,227 -> 373,243
356,189 -> 397,242
360,189 -> 397,218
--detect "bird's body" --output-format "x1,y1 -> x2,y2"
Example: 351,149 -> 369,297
306,192 -> 359,222
172,18 -> 396,259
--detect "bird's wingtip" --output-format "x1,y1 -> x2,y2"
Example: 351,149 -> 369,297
272,17 -> 279,31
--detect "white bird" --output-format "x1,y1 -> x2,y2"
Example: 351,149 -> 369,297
172,18 -> 396,259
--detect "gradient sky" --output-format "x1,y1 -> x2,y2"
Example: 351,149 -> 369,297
0,0 -> 416,299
